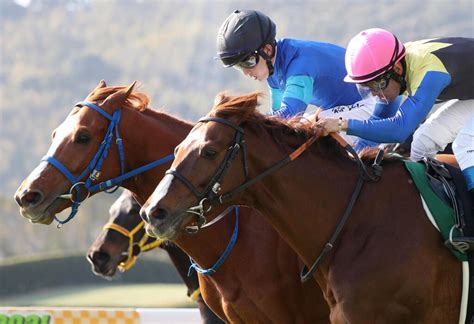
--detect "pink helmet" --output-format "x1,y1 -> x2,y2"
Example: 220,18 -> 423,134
344,28 -> 406,83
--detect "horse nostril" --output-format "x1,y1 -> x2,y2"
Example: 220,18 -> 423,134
139,208 -> 149,223
18,190 -> 44,208
88,250 -> 110,266
151,207 -> 168,221
14,193 -> 23,207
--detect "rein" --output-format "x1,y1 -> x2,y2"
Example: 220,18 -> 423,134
41,101 -> 174,227
104,221 -> 163,272
188,206 -> 239,276
167,115 -> 384,281
300,137 -> 384,282
166,116 -> 320,232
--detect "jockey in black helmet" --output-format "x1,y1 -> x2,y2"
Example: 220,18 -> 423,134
216,9 -> 277,75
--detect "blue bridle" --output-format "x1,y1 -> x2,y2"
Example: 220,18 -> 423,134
188,206 -> 239,276
41,101 -> 174,227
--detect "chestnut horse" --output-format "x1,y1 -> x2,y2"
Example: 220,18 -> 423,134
141,91 -> 463,323
14,82 -> 329,323
88,189 -> 223,324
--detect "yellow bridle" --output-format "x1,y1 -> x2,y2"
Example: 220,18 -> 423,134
102,220 -> 202,301
103,221 -> 163,271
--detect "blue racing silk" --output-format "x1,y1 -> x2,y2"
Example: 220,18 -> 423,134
267,38 -> 362,118
347,37 -> 473,143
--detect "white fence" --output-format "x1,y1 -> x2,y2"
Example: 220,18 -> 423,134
0,307 -> 201,323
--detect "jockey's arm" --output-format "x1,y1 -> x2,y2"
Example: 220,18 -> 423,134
346,71 -> 451,143
351,96 -> 402,152
372,96 -> 401,119
270,75 -> 313,118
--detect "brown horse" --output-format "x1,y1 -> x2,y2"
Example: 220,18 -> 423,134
141,91 -> 463,323
14,82 -> 329,323
88,189 -> 223,324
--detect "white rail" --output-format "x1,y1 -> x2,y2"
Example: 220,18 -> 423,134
0,307 -> 202,323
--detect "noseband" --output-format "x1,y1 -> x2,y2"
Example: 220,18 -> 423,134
42,101 -> 174,227
103,221 -> 162,272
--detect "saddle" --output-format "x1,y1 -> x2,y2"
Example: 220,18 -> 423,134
424,157 -> 474,252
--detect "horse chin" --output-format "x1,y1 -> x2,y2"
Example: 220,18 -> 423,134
92,265 -> 117,280
144,213 -> 190,241
20,197 -> 70,225
145,222 -> 179,241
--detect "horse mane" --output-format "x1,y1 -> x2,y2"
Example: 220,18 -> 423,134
211,91 -> 403,165
86,85 -> 150,112
211,92 -> 350,161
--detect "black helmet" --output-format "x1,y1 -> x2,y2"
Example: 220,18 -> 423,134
216,10 -> 276,67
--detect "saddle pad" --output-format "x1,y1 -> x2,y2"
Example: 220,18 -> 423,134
404,160 -> 467,262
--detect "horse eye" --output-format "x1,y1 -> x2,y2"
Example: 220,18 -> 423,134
201,148 -> 217,160
75,132 -> 91,144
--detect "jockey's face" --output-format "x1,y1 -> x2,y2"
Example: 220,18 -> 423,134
236,44 -> 274,82
369,78 -> 400,103
367,63 -> 404,103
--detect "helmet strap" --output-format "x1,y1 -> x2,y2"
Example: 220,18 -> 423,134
392,58 -> 407,95
258,40 -> 276,76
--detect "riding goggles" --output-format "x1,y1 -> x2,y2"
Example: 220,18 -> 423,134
359,69 -> 402,92
233,51 -> 260,70
360,72 -> 392,92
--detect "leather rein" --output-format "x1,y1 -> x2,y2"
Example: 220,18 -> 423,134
166,116 -> 384,282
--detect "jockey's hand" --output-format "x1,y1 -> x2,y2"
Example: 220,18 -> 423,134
315,117 -> 346,136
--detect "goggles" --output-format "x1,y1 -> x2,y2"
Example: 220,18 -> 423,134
356,80 -> 390,105
360,73 -> 392,92
233,51 -> 260,70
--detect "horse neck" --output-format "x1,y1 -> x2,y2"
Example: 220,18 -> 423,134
119,108 -> 192,203
242,129 -> 359,268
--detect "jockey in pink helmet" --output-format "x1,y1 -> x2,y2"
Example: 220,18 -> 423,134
317,28 -> 474,201
344,28 -> 406,85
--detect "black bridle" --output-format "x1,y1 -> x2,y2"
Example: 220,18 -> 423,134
165,116 -> 250,229
165,116 -> 384,282
165,116 -> 320,230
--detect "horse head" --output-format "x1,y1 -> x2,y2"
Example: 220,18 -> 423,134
14,80 -> 145,225
87,190 -> 158,278
140,91 -> 284,240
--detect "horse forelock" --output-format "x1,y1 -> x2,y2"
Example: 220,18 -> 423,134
86,85 -> 150,112
211,91 -> 262,120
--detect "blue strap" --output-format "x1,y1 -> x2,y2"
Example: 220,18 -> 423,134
188,206 -> 239,276
41,156 -> 78,184
76,101 -> 113,120
89,154 -> 174,192
55,190 -> 81,226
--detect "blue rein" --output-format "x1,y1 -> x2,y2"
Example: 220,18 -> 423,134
188,206 -> 239,276
41,101 -> 174,227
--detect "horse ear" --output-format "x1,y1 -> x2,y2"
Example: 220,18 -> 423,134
213,92 -> 225,107
98,80 -> 107,88
214,92 -> 230,106
101,81 -> 137,110
85,80 -> 107,99
125,81 -> 137,96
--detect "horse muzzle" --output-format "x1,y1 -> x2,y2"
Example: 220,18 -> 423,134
14,188 -> 66,225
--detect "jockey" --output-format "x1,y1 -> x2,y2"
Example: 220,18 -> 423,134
216,10 -> 397,148
316,28 -> 474,200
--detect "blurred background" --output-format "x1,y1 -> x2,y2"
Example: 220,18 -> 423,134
0,0 -> 472,308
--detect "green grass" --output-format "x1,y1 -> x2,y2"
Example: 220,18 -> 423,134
0,284 -> 196,308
